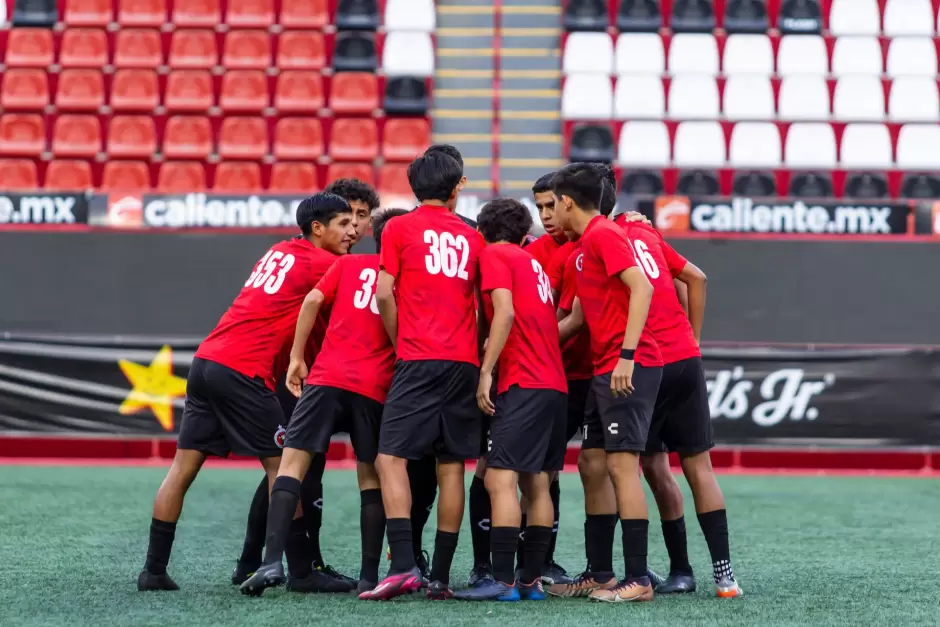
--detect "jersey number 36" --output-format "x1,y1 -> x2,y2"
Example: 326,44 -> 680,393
424,230 -> 470,279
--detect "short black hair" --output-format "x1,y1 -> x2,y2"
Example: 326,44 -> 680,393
324,178 -> 380,211
594,164 -> 617,216
296,192 -> 351,236
424,144 -> 464,170
407,151 -> 463,203
372,208 -> 410,254
550,162 -> 605,211
477,198 -> 533,244
532,171 -> 555,195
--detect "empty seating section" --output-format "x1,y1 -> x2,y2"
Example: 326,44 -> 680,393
0,0 -> 434,192
562,0 -> 940,198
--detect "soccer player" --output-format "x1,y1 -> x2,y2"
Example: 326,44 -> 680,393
550,163 -> 662,603
359,151 -> 485,601
453,198 -> 567,602
137,193 -> 355,591
239,209 -> 409,597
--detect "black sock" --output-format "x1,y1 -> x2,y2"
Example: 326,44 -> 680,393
301,455 -> 325,567
144,518 -> 177,575
239,476 -> 269,567
621,518 -> 649,580
286,517 -> 313,578
468,476 -> 491,567
521,525 -> 552,585
698,509 -> 734,583
490,526 -> 518,585
515,514 -> 527,569
546,479 -> 561,565
359,489 -> 385,583
262,476 -> 302,568
430,530 -> 459,586
585,514 -> 617,578
662,517 -> 692,575
386,518 -> 416,574
408,455 -> 437,558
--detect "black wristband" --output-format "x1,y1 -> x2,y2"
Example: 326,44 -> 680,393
620,348 -> 635,360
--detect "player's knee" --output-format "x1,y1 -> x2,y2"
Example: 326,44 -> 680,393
641,454 -> 673,493
578,449 -> 606,482
605,450 -> 639,479
356,461 -> 380,491
484,467 -> 517,496
473,457 -> 488,479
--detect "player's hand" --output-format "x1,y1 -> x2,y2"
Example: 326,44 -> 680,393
621,211 -> 653,227
286,358 -> 308,398
611,358 -> 635,397
477,370 -> 496,416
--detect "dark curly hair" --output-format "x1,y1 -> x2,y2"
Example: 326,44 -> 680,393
324,178 -> 380,211
372,208 -> 410,254
477,198 -> 533,244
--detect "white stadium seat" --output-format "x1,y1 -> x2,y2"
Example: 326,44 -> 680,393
883,0 -> 934,36
840,124 -> 893,168
617,121 -> 671,166
886,37 -> 938,76
673,121 -> 725,167
785,123 -> 837,168
831,37 -> 883,76
564,32 -> 614,75
889,77 -> 940,121
896,124 -> 940,168
722,34 -> 774,74
829,0 -> 880,36
833,76 -> 886,121
384,0 -> 436,32
723,76 -> 775,120
729,122 -> 782,167
562,74 -> 613,119
668,34 -> 719,74
615,33 -> 665,75
776,35 -> 828,75
668,75 -> 719,119
614,75 -> 665,119
382,32 -> 434,76
778,75 -> 830,120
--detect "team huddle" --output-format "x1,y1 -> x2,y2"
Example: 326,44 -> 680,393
137,144 -> 742,604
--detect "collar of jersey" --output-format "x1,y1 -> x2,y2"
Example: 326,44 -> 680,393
415,204 -> 451,213
582,214 -> 606,237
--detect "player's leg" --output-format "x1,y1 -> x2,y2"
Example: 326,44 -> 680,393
468,457 -> 494,585
641,451 -> 694,592
348,393 -> 386,595
406,453 -> 437,581
427,459 -> 464,599
232,476 -> 269,585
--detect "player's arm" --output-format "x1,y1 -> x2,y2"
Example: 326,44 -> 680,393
558,297 -> 585,344
375,269 -> 398,347
617,211 -> 653,226
675,261 -> 707,345
612,265 -> 653,397
287,288 -> 326,397
478,287 -> 513,416
476,286 -> 489,358
674,279 -> 690,316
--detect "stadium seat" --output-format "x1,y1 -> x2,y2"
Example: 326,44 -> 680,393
901,173 -> 940,198
10,0 -> 56,27
326,163 -> 374,185
833,76 -> 885,122
280,0 -> 330,29
620,170 -> 664,195
778,0 -> 823,34
377,164 -> 413,197
886,38 -> 938,76
676,169 -> 720,195
564,33 -> 614,75
564,0 -> 608,31
724,0 -> 769,34
219,70 -> 269,112
5,29 -> 55,67
45,160 -> 92,190
334,32 -> 378,73
158,161 -> 207,191
114,29 -> 163,68
829,0 -> 879,35
673,122 -> 725,167
1,69 -> 49,110
722,34 -> 773,74
55,70 -> 105,111
162,116 -> 213,159
52,115 -> 101,157
64,0 -> 111,26
0,159 -> 38,189
118,0 -> 167,27
840,124 -> 892,168
386,0 -> 436,32
844,172 -> 889,199
776,35 -> 827,75
165,71 -> 215,111
723,76 -> 774,120
172,0 -> 221,27
672,0 -> 715,33
729,122 -> 782,167
108,116 -> 157,158
562,75 -> 613,120
335,0 -> 380,30
270,162 -> 319,192
668,75 -> 719,119
101,161 -> 152,191
273,118 -> 324,160
733,170 -> 776,195
330,73 -> 379,115
384,77 -> 429,116
382,33 -> 434,77
789,172 -> 833,197
889,77 -> 940,121
0,114 -> 45,156
883,0 -> 934,36
569,124 -> 616,162
613,75 -> 665,119
615,34 -> 665,75
382,119 -> 430,161
778,75 -> 830,120
169,30 -> 218,69
617,121 -> 670,166
617,0 -> 661,32
276,31 -> 327,70
59,29 -> 109,68
226,0 -> 274,27
218,118 -> 268,160
785,123 -> 837,167
110,69 -> 160,111
215,162 -> 263,191
668,34 -> 719,74
274,71 -> 325,112
896,124 -> 940,168
223,31 -> 271,70
329,118 -> 379,161
831,37 -> 883,76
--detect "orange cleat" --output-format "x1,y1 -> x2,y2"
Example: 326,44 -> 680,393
589,577 -> 654,603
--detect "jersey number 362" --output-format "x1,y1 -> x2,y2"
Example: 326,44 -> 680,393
424,230 -> 470,279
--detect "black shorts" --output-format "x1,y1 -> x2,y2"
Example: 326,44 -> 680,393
487,386 -> 567,474
379,359 -> 482,462
285,384 -> 383,462
582,364 -> 662,453
177,357 -> 285,458
276,376 -> 298,423
566,378 -> 591,442
645,357 -> 714,456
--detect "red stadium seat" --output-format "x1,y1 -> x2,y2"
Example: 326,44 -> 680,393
219,70 -> 269,112
101,161 -> 152,190
226,0 -> 274,27
377,163 -> 412,196
163,116 -> 213,159
110,70 -> 160,111
270,162 -> 319,192
326,163 -> 374,186
52,115 -> 102,157
280,0 -> 329,28
64,0 -> 112,26
276,31 -> 327,70
55,70 -> 105,111
330,72 -> 379,115
382,119 -> 431,161
329,118 -> 379,161
218,117 -> 268,160
45,160 -> 93,190
222,30 -> 272,69
0,115 -> 45,156
108,116 -> 157,158
274,71 -> 325,112
165,70 -> 215,111
0,159 -> 39,189
172,0 -> 221,27
59,29 -> 109,68
169,30 -> 218,69
118,0 -> 167,26
273,117 -> 324,160
158,161 -> 207,191
214,161 -> 262,191
0,69 -> 50,110
4,29 -> 55,67
114,29 -> 163,68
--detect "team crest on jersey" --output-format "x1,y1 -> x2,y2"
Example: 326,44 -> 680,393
575,253 -> 583,272
274,425 -> 286,448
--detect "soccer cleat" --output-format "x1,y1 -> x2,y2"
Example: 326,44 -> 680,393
358,567 -> 423,601
547,571 -> 616,598
453,578 -> 520,602
231,560 -> 259,586
589,577 -> 654,603
655,572 -> 696,594
426,580 -> 454,600
415,550 -> 431,588
467,563 -> 494,587
356,579 -> 377,595
716,576 -> 743,598
646,568 -> 666,589
286,566 -> 356,593
541,560 -> 574,586
518,578 -> 546,601
137,570 -> 180,591
239,562 -> 286,597
317,564 -> 358,589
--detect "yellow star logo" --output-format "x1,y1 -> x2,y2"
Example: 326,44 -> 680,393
118,345 -> 188,431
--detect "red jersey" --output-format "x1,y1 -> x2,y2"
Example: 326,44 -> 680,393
548,241 -> 593,381
524,233 -> 563,270
196,238 -> 338,390
615,217 -> 700,365
479,244 -> 566,394
379,205 -> 485,365
576,216 -> 662,372
306,254 -> 396,403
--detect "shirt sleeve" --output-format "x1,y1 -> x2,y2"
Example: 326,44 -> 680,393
478,249 -> 512,293
659,233 -> 688,278
379,220 -> 402,278
596,227 -> 638,278
547,245 -> 569,291
314,257 -> 343,306
558,252 -> 578,311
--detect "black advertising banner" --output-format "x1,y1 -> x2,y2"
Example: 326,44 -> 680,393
0,193 -> 88,225
87,193 -> 308,228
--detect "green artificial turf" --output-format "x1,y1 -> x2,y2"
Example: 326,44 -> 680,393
0,466 -> 936,627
